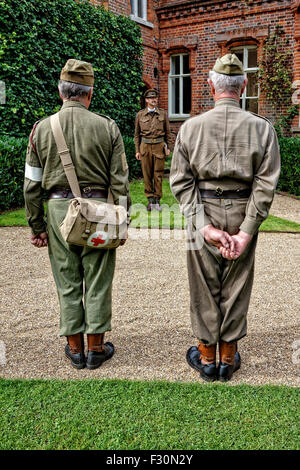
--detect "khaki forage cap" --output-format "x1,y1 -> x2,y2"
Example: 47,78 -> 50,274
60,59 -> 94,86
213,53 -> 244,76
144,88 -> 159,98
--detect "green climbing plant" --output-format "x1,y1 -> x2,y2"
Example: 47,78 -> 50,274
259,24 -> 298,133
259,25 -> 293,107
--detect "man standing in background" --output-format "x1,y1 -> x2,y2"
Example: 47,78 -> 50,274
135,89 -> 172,211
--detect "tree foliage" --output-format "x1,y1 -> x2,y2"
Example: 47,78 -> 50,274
0,0 -> 144,137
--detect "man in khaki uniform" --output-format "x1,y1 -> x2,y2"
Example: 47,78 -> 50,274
24,59 -> 131,370
135,89 -> 172,211
170,54 -> 280,382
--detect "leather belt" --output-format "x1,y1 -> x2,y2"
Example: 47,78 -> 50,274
48,187 -> 108,199
141,137 -> 164,144
199,187 -> 251,199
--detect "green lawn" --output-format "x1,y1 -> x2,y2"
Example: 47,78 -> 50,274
0,378 -> 298,450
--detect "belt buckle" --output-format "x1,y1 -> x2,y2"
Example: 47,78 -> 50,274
151,139 -> 155,144
83,186 -> 92,198
215,187 -> 223,197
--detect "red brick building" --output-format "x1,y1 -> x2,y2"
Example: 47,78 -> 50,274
92,0 -> 300,137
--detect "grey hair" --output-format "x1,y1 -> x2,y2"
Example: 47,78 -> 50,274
208,70 -> 245,95
58,79 -> 92,99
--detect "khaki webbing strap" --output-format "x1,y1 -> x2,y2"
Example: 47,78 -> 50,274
50,113 -> 81,198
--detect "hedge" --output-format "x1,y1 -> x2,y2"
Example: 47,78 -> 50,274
0,0 -> 143,137
0,135 -> 141,211
0,135 -> 298,211
277,136 -> 300,196
0,136 -> 28,210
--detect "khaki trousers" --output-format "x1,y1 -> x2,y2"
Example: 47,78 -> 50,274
140,141 -> 165,199
187,198 -> 258,345
47,199 -> 116,336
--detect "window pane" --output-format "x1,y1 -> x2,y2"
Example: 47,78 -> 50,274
171,56 -> 180,75
234,50 -> 244,64
183,55 -> 189,74
246,72 -> 258,97
248,48 -> 257,68
171,78 -> 180,114
182,76 -> 191,114
246,99 -> 258,113
137,0 -> 143,18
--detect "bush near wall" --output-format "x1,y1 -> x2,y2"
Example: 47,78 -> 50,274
0,136 -> 28,211
123,136 -> 142,180
277,137 -> 300,196
0,136 -> 140,211
0,0 -> 143,138
1,135 -> 299,211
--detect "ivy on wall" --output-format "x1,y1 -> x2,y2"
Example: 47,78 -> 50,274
0,0 -> 144,137
259,24 -> 298,133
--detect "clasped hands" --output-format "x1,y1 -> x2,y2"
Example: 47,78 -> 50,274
200,224 -> 252,260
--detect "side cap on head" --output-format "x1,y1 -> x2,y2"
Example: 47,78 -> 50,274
60,59 -> 94,86
144,88 -> 159,99
213,53 -> 244,76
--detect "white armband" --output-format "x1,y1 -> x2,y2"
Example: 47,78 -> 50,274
25,163 -> 43,182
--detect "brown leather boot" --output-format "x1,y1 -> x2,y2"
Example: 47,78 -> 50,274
218,341 -> 241,382
65,333 -> 85,369
186,342 -> 217,382
86,334 -> 115,370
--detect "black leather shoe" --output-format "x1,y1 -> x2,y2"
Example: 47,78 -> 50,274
218,351 -> 241,382
65,344 -> 86,369
86,342 -> 115,370
186,346 -> 217,382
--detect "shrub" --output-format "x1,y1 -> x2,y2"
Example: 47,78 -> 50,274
0,0 -> 143,138
123,136 -> 142,180
0,136 -> 27,210
0,135 -> 142,210
277,136 -> 300,196
1,134 -> 299,211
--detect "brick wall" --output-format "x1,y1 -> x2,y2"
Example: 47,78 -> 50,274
89,0 -> 129,15
157,0 -> 297,138
88,0 -> 300,136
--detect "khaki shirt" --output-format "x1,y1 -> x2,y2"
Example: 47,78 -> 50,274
170,98 -> 281,235
24,100 -> 131,234
134,107 -> 172,153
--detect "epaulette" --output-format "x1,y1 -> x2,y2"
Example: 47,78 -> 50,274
249,111 -> 273,126
95,112 -> 113,121
30,120 -> 41,154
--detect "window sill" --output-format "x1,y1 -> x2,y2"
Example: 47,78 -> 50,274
130,15 -> 154,29
292,127 -> 300,133
169,115 -> 190,122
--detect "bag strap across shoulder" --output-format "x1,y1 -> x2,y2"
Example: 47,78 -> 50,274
50,112 -> 81,198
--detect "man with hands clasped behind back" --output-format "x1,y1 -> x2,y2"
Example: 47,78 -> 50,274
170,53 -> 280,382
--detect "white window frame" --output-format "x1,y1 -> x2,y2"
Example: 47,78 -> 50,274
130,0 -> 153,28
232,45 -> 259,111
168,53 -> 191,119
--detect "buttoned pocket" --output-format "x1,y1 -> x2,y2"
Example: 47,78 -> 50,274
140,117 -> 151,132
157,115 -> 165,130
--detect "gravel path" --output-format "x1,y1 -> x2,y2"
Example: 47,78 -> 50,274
0,221 -> 299,386
270,193 -> 300,224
